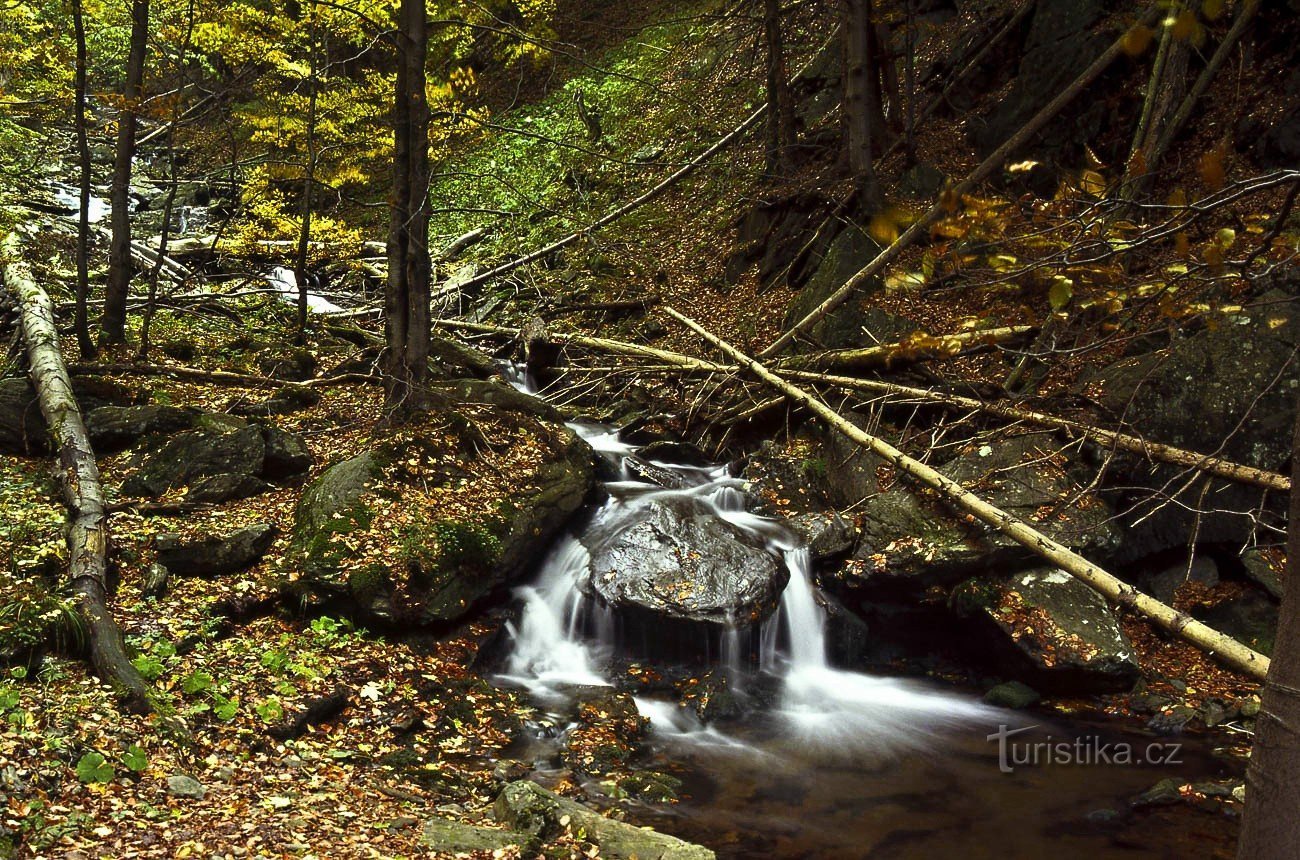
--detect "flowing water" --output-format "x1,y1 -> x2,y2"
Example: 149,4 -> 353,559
492,367 -> 1243,857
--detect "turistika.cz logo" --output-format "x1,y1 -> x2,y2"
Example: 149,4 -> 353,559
986,724 -> 1184,773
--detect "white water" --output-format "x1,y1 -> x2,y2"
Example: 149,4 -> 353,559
498,365 -> 994,753
267,265 -> 346,315
52,184 -> 108,224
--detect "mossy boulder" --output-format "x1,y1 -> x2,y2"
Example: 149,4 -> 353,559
290,402 -> 593,625
121,418 -> 266,497
494,780 -> 714,859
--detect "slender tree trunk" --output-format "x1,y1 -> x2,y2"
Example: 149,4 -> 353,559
72,0 -> 95,358
842,0 -> 884,209
1238,395 -> 1300,857
102,0 -> 150,345
294,15 -> 319,343
384,0 -> 431,413
1119,2 -> 1190,200
762,0 -> 796,176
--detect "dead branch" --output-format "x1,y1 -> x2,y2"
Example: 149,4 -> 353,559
70,362 -> 378,389
775,325 -> 1035,371
665,305 -> 1269,681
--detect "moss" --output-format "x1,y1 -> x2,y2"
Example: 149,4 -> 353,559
346,564 -> 391,606
296,501 -> 376,580
950,577 -> 1003,615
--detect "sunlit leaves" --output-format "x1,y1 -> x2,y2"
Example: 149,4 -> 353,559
1122,23 -> 1155,56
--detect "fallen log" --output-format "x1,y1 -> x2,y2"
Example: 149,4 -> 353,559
71,361 -> 378,390
775,325 -> 1035,372
2,232 -> 154,712
778,368 -> 1291,493
760,5 -> 1164,358
665,306 -> 1270,680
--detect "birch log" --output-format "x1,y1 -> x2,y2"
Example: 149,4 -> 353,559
2,232 -> 153,712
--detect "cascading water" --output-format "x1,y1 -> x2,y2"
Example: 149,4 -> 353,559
498,365 -> 993,751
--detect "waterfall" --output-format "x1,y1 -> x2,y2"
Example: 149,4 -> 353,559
497,364 -> 994,750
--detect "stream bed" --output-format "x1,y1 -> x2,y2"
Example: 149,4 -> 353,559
491,368 -> 1242,859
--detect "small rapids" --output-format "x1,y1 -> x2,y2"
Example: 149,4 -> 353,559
495,365 -> 993,755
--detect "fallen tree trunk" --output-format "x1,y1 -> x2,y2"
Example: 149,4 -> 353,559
71,361 -> 377,390
760,5 -> 1163,358
2,233 -> 154,712
778,368 -> 1291,493
775,325 -> 1035,371
665,306 -> 1270,680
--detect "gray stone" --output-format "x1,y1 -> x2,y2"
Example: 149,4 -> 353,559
1138,556 -> 1219,606
156,523 -> 277,578
260,425 -> 314,479
952,567 -> 1139,693
420,817 -> 523,853
85,404 -> 197,452
166,774 -> 206,800
788,511 -> 856,562
494,780 -> 714,859
186,473 -> 274,504
583,497 -> 787,626
1241,547 -> 1285,599
0,378 -> 45,455
122,420 -> 265,497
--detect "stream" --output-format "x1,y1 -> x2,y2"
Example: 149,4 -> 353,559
493,367 -> 1241,859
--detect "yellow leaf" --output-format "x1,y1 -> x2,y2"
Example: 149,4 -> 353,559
1202,0 -> 1225,20
1167,187 -> 1188,208
1122,24 -> 1154,55
1216,227 -> 1237,249
1199,142 -> 1228,190
1171,9 -> 1198,40
868,214 -> 899,244
1079,169 -> 1107,196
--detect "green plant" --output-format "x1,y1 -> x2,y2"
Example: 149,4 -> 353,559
121,744 -> 149,773
75,751 -> 114,784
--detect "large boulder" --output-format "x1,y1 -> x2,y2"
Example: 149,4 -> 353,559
0,378 -> 45,455
290,404 -> 593,625
951,567 -> 1140,693
494,780 -> 714,860
121,416 -> 266,497
156,523 -> 277,578
582,497 -> 788,627
848,434 -> 1120,590
1085,293 -> 1300,558
85,404 -> 197,453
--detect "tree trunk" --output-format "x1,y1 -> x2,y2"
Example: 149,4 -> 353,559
295,15 -> 319,343
72,0 -> 95,359
762,0 -> 797,175
1119,2 -> 1190,200
1238,393 -> 1300,857
3,233 -> 153,713
384,0 -> 431,413
103,0 -> 150,345
842,0 -> 884,209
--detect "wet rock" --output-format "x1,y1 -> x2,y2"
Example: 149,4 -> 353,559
678,671 -> 742,724
85,404 -> 197,452
186,473 -> 274,504
984,681 -> 1041,709
121,418 -> 265,497
427,336 -> 497,380
822,590 -> 872,668
260,424 -> 314,479
420,817 -> 523,853
1129,778 -> 1185,809
638,440 -> 712,466
952,567 -> 1139,693
492,759 -> 531,783
563,689 -> 646,776
851,435 -> 1120,589
788,511 -> 856,562
583,497 -> 788,626
156,523 -> 277,578
618,771 -> 682,803
142,562 -> 169,598
166,774 -> 206,800
494,780 -> 715,859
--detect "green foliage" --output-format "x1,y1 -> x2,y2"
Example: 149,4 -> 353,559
75,751 -> 115,784
121,744 -> 149,773
181,670 -> 214,695
254,697 -> 284,724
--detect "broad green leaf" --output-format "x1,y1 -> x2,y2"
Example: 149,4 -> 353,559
76,752 -> 115,784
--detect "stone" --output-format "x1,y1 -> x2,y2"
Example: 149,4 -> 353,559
984,681 -> 1041,709
257,348 -> 317,382
166,774 -> 206,800
84,404 -> 196,452
427,336 -> 497,380
0,378 -> 45,455
952,567 -> 1139,693
583,497 -> 788,626
231,386 -> 321,418
1130,778 -> 1185,809
142,563 -> 169,598
1240,547 -> 1285,599
1138,556 -> 1219,606
260,425 -> 314,479
494,780 -> 715,859
156,523 -> 277,578
122,419 -> 264,497
563,689 -> 646,776
186,473 -> 274,504
420,817 -> 523,853
851,435 -> 1121,589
